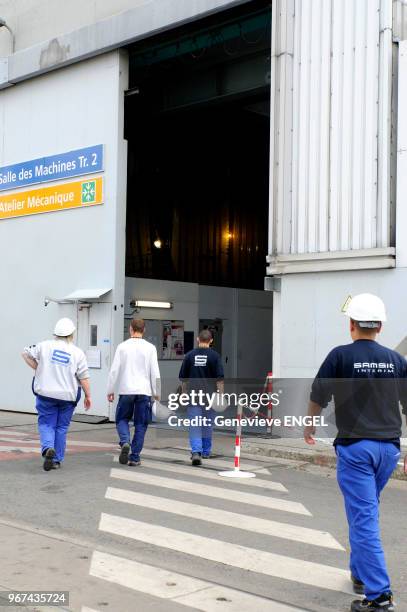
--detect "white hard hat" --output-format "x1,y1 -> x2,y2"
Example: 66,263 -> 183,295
343,293 -> 386,327
211,394 -> 229,413
54,318 -> 76,337
152,401 -> 172,421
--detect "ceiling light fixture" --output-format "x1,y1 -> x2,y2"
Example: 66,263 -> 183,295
130,299 -> 172,309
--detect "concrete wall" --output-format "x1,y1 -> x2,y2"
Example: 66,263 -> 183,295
277,269 -> 407,378
125,278 -> 273,391
0,0 -> 244,55
236,290 -> 273,379
0,0 -> 149,53
125,278 -> 199,400
0,51 -> 128,413
198,286 -> 273,379
0,0 -> 245,87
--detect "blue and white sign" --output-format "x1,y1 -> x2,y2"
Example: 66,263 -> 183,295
0,145 -> 104,192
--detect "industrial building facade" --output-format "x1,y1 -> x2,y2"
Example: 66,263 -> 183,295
0,0 -> 407,417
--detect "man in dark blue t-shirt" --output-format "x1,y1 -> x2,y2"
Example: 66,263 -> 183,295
304,294 -> 407,612
179,329 -> 224,466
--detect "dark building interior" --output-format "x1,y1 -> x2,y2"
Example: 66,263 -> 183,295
125,0 -> 271,290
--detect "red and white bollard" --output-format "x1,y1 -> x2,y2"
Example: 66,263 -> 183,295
265,371 -> 273,437
218,398 -> 256,479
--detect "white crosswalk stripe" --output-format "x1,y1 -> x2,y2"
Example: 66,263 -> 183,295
110,468 -> 310,515
0,445 -> 39,453
0,429 -> 31,437
0,437 -> 36,443
90,550 -> 302,611
106,486 -> 344,550
0,427 -> 116,463
112,455 -> 288,492
99,513 -> 352,594
88,450 -> 351,610
142,448 -> 268,472
0,436 -> 116,448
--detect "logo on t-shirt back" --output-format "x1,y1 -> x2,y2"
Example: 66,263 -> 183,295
194,354 -> 208,366
354,362 -> 394,374
51,349 -> 71,366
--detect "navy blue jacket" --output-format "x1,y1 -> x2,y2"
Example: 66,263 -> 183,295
311,340 -> 407,443
179,348 -> 224,395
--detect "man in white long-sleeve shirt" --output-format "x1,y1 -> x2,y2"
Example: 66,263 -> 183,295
107,318 -> 160,466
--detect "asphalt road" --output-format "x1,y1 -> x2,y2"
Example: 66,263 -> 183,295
0,414 -> 406,612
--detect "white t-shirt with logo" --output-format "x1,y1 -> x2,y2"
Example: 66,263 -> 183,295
24,339 -> 89,402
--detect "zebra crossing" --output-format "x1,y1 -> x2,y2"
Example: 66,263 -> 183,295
88,551 -> 302,612
105,486 -> 342,549
113,454 -> 289,492
109,467 -> 310,514
87,449 -> 354,611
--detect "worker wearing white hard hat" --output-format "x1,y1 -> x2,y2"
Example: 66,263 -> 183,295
304,293 -> 407,612
343,293 -> 387,326
22,318 -> 91,471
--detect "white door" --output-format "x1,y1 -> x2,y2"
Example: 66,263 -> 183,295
75,302 -> 112,416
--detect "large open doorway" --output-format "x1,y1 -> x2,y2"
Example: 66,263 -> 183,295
124,0 -> 272,385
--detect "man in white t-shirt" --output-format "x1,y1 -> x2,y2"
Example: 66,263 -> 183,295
22,318 -> 91,471
107,318 -> 160,466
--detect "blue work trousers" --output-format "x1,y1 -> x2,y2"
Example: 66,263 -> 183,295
36,396 -> 76,463
336,440 -> 400,600
115,395 -> 152,462
188,405 -> 214,455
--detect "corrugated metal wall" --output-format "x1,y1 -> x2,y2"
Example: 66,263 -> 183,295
393,0 -> 407,41
269,0 -> 394,257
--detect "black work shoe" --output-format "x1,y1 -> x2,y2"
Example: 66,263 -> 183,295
191,452 -> 202,466
202,453 -> 211,459
43,448 -> 56,471
128,460 -> 141,467
351,592 -> 395,611
351,574 -> 365,595
51,462 -> 61,470
119,443 -> 131,465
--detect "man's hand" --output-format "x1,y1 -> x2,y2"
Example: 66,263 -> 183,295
304,424 -> 316,445
80,378 -> 91,410
107,393 -> 114,403
304,401 -> 322,444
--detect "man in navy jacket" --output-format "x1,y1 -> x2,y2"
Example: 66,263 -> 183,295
179,329 -> 224,466
304,294 -> 407,612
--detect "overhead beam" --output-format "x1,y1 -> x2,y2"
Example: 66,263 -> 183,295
0,0 -> 249,89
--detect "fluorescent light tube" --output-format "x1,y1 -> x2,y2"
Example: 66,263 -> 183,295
134,300 -> 172,309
